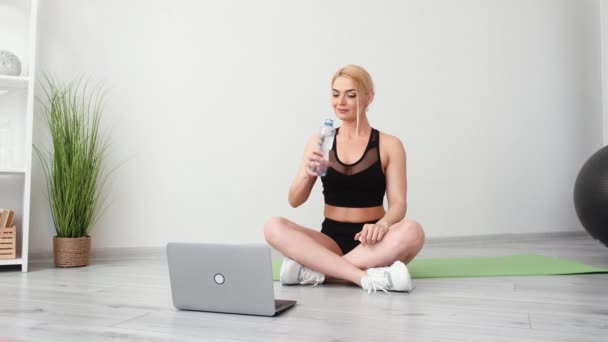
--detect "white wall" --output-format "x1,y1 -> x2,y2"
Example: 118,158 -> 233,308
602,0 -> 608,145
29,0 -> 604,252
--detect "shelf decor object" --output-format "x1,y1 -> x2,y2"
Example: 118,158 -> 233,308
0,50 -> 22,76
0,209 -> 16,259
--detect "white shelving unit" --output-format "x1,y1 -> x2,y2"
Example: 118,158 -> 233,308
0,0 -> 38,272
0,75 -> 29,89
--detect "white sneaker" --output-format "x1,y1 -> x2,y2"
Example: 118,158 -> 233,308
279,257 -> 325,286
361,261 -> 414,294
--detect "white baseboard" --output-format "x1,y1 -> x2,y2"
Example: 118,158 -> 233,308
423,230 -> 588,245
29,231 -> 591,262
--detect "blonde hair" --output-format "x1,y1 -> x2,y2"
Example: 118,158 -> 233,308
331,64 -> 374,134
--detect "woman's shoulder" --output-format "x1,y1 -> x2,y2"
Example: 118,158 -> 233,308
377,129 -> 406,165
377,129 -> 405,150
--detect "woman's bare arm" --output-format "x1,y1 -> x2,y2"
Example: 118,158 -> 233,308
378,133 -> 408,227
288,133 -> 321,208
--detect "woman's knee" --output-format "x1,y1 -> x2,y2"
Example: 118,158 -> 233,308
263,216 -> 290,243
392,219 -> 425,249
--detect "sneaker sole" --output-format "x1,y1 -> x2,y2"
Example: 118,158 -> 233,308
279,258 -> 296,285
392,261 -> 415,292
279,259 -> 288,285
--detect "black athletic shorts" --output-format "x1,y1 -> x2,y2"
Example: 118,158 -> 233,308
321,217 -> 380,254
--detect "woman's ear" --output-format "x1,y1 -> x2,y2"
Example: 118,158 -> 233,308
367,91 -> 375,107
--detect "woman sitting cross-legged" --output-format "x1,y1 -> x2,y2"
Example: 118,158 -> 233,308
264,64 -> 425,293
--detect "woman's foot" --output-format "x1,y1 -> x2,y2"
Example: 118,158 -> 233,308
279,257 -> 326,286
361,261 -> 414,293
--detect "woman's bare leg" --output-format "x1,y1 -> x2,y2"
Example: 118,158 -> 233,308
343,219 -> 425,269
264,216 -> 367,285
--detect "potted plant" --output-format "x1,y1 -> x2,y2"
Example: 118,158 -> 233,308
35,76 -> 111,267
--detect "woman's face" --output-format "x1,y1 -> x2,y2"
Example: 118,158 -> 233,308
331,76 -> 366,121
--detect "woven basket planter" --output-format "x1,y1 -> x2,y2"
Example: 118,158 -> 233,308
53,236 -> 91,267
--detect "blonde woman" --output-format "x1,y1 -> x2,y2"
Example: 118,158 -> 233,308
264,65 -> 425,293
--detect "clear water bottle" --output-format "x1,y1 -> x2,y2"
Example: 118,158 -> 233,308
317,119 -> 335,177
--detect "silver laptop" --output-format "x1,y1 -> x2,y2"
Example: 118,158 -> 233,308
166,242 -> 296,316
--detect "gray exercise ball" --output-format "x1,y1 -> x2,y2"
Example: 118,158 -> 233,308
573,145 -> 608,247
0,50 -> 22,76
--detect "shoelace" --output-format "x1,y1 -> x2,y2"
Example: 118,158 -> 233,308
299,267 -> 324,286
365,271 -> 390,294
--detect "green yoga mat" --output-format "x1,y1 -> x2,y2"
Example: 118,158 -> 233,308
271,254 -> 608,280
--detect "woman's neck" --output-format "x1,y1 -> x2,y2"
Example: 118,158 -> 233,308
339,119 -> 371,138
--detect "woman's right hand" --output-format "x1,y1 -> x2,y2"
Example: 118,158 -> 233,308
305,149 -> 325,177
289,134 -> 325,207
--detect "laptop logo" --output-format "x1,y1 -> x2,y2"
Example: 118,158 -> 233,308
214,273 -> 225,285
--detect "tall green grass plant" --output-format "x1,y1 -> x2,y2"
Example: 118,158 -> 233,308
35,76 -> 110,238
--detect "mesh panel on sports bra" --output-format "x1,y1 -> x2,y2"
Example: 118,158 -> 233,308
329,129 -> 379,175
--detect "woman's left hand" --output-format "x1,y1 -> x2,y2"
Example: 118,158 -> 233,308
355,221 -> 390,245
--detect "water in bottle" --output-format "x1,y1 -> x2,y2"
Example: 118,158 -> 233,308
318,119 -> 335,177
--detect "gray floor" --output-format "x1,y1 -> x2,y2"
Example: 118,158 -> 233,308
0,232 -> 607,341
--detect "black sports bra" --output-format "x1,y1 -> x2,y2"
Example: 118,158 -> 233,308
321,128 -> 386,208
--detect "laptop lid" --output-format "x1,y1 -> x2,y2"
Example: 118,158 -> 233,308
167,242 -> 279,316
